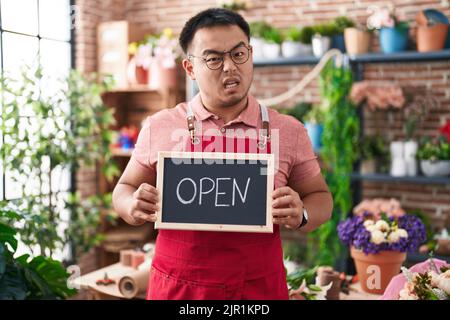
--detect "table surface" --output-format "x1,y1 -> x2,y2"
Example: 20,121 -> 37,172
73,262 -> 147,299
340,282 -> 382,300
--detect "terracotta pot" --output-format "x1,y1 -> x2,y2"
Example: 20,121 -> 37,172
344,28 -> 371,55
149,60 -> 177,89
135,65 -> 149,84
417,24 -> 449,52
350,246 -> 406,295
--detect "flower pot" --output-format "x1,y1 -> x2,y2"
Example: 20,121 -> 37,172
417,24 -> 449,52
379,26 -> 409,53
312,35 -> 331,57
282,41 -> 302,58
262,42 -> 281,59
299,43 -> 313,55
331,33 -> 346,53
149,60 -> 177,89
250,37 -> 265,60
404,140 -> 418,176
350,247 -> 406,295
390,141 -> 407,177
344,28 -> 371,55
420,160 -> 450,177
304,122 -> 323,152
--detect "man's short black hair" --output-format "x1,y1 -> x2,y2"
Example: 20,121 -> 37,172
179,8 -> 250,54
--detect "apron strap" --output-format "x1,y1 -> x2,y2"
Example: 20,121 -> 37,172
186,101 -> 270,148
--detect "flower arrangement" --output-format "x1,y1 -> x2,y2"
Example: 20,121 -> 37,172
366,5 -> 409,30
398,260 -> 449,300
417,120 -> 450,161
338,198 -> 426,255
350,81 -> 405,111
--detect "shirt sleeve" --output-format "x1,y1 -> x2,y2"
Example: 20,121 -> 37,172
130,117 -> 156,173
288,122 -> 321,184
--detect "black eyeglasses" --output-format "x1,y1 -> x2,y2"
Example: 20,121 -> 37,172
188,44 -> 252,70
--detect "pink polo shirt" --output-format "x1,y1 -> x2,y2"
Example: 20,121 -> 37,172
131,93 -> 320,188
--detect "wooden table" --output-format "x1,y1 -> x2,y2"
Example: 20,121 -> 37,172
340,282 -> 382,300
73,262 -> 147,300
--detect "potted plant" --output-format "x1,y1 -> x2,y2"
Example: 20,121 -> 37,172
249,21 -> 271,60
416,9 -> 449,52
298,26 -> 314,55
338,199 -> 427,294
417,135 -> 450,177
331,16 -> 355,53
262,25 -> 283,59
344,22 -> 372,56
282,27 -> 302,58
367,5 -> 410,53
311,23 -> 334,57
303,104 -> 326,152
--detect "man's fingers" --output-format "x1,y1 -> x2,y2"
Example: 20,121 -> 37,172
135,186 -> 159,202
273,217 -> 291,225
272,195 -> 294,208
133,211 -> 157,222
136,200 -> 159,213
272,208 -> 295,218
272,186 -> 293,199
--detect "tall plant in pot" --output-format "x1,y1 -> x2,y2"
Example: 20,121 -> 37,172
367,5 -> 410,53
303,104 -> 326,153
298,26 -> 314,55
331,16 -> 355,53
311,23 -> 335,57
338,199 -> 427,294
358,135 -> 389,174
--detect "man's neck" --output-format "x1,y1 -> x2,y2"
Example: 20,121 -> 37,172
201,96 -> 249,124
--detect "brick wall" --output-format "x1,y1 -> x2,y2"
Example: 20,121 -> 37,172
74,0 -> 450,236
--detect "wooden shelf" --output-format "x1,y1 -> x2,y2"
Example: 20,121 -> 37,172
351,173 -> 450,185
106,85 -> 176,94
111,147 -> 133,157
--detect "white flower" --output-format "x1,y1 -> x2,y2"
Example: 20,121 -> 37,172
397,228 -> 408,238
399,288 -> 418,300
364,220 -> 374,228
388,230 -> 401,243
371,230 -> 386,244
375,220 -> 390,232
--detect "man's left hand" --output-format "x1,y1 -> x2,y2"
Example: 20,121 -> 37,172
271,186 -> 303,229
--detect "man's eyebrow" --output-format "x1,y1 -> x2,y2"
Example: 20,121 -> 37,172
201,41 -> 246,56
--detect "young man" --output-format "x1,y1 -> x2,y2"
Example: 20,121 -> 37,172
112,8 -> 333,300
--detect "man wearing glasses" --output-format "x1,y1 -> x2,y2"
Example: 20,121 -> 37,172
112,8 -> 333,300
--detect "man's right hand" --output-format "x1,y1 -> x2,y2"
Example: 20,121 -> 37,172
127,183 -> 160,225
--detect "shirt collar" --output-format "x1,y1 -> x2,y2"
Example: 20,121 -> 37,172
190,93 -> 259,128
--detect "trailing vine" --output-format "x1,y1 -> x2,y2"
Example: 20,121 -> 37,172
306,61 -> 360,267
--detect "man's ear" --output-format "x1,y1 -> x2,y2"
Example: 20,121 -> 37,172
182,58 -> 196,80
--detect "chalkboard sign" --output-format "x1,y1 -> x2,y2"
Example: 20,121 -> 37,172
155,151 -> 274,233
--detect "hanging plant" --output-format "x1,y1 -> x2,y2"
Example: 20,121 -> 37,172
306,61 -> 360,267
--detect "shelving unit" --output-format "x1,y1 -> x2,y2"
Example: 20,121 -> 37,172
98,82 -> 186,267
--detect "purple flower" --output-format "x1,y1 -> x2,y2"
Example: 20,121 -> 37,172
337,213 -> 426,255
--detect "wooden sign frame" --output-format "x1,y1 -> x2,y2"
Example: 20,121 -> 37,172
155,151 -> 274,233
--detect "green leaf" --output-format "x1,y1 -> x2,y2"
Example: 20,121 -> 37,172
0,222 -> 18,252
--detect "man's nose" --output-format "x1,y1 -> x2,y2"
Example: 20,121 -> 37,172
222,54 -> 237,73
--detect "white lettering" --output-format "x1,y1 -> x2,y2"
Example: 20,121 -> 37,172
176,178 -> 197,204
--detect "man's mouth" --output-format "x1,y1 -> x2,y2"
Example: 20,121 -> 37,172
223,80 -> 240,90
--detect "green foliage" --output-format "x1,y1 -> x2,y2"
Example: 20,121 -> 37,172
312,23 -> 337,37
417,136 -> 450,161
262,26 -> 283,44
307,61 -> 360,267
358,135 -> 388,160
286,266 -> 318,290
303,104 -> 326,124
0,64 -> 119,259
0,209 -> 76,299
333,16 -> 356,34
299,26 -> 314,44
249,21 -> 272,38
283,27 -> 301,42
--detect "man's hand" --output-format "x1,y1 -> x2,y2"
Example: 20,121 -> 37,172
272,186 -> 303,229
128,183 -> 159,225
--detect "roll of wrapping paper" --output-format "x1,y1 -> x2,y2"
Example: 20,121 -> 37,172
118,268 -> 149,298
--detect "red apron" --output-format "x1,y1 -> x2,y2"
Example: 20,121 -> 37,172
146,103 -> 289,300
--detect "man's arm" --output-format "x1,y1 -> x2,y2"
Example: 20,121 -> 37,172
289,173 -> 333,232
272,173 -> 333,232
112,160 -> 159,226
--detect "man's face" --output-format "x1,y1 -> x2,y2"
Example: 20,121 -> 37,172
183,25 -> 253,108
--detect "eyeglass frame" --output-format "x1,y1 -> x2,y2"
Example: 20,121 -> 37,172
187,42 -> 253,70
